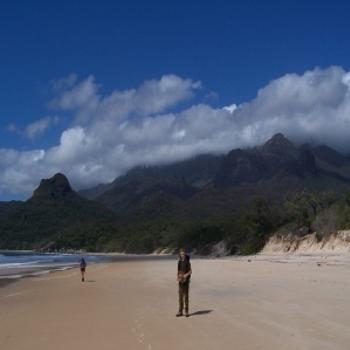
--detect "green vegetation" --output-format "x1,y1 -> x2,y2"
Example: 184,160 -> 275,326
1,187 -> 350,255
101,191 -> 350,255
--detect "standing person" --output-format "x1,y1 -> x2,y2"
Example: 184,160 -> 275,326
176,248 -> 192,317
79,256 -> 87,282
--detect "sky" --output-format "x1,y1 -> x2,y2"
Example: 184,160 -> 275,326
1,0 -> 350,200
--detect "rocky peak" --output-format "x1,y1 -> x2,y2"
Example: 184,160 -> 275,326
262,133 -> 295,155
31,173 -> 74,200
214,133 -> 319,187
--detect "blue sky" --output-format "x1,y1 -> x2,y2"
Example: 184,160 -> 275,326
1,1 -> 350,199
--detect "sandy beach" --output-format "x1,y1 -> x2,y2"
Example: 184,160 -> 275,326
1,256 -> 350,350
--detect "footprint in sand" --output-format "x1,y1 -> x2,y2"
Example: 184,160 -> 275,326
131,316 -> 153,350
133,316 -> 153,348
137,330 -> 145,344
133,319 -> 145,344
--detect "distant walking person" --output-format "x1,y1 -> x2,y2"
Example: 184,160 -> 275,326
176,248 -> 192,317
80,257 -> 87,282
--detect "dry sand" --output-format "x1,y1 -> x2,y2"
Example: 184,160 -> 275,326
1,256 -> 350,350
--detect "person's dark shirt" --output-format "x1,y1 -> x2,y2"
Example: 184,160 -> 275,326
178,255 -> 191,282
80,258 -> 87,268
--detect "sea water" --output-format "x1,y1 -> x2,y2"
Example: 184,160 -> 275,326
0,251 -> 110,279
0,251 -> 175,279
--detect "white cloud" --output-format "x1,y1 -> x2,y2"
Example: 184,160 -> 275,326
24,116 -> 59,139
0,149 -> 46,195
2,67 -> 350,198
49,74 -> 200,125
50,73 -> 78,93
50,75 -> 99,112
223,104 -> 237,114
6,116 -> 59,140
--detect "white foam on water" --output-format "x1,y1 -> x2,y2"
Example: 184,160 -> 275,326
0,252 -> 109,280
0,261 -> 42,268
0,269 -> 51,279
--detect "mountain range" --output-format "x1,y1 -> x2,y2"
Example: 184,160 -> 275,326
1,133 -> 350,253
80,133 -> 350,220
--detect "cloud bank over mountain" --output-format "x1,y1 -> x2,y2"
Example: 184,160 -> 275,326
1,66 -> 350,197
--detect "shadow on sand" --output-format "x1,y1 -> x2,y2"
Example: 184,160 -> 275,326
190,310 -> 213,316
85,280 -> 96,283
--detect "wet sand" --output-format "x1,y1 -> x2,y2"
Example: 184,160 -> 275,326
0,278 -> 14,288
0,257 -> 349,350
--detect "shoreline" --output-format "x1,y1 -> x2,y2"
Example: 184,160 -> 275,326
0,253 -> 177,286
0,278 -> 16,288
2,249 -> 350,281
1,250 -> 349,295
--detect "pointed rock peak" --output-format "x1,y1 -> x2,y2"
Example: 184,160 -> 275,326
50,173 -> 72,188
265,133 -> 292,146
32,173 -> 73,200
262,133 -> 295,154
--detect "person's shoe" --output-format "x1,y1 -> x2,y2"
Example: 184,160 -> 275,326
176,311 -> 183,317
185,311 -> 190,317
82,277 -> 84,282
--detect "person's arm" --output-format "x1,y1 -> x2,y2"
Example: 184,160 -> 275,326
184,270 -> 192,279
183,262 -> 192,279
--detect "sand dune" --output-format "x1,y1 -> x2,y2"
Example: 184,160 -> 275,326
1,257 -> 350,350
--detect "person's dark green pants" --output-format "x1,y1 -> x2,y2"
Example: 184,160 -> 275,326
178,282 -> 189,313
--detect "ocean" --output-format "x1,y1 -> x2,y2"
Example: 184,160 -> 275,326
0,251 -> 176,280
0,251 -> 110,279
